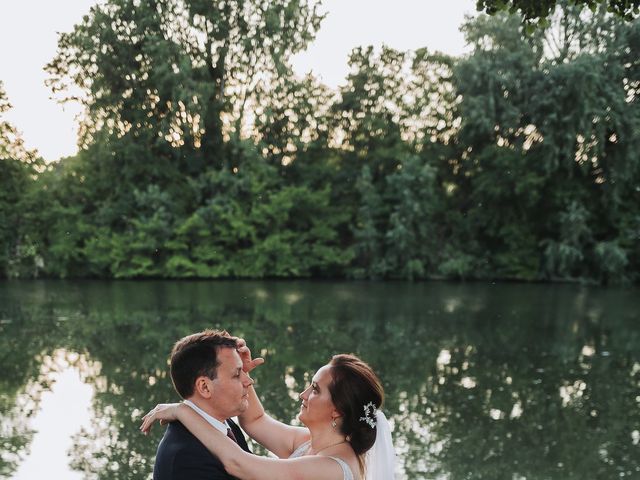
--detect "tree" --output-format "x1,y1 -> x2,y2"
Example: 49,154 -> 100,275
40,0 -> 337,280
0,82 -> 43,278
333,46 -> 454,279
43,0 -> 326,263
454,7 -> 640,281
14,0 -> 638,283
46,0 -> 324,169
477,0 -> 640,24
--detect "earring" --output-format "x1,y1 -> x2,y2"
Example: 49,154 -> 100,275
331,418 -> 337,428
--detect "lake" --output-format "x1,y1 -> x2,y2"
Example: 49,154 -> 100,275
1,280 -> 638,479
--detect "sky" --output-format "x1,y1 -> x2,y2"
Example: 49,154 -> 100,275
0,0 -> 477,162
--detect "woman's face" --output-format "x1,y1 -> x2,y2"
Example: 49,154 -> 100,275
298,364 -> 338,427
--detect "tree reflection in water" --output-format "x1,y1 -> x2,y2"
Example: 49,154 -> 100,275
0,302 -> 58,477
12,355 -> 92,480
0,281 -> 638,479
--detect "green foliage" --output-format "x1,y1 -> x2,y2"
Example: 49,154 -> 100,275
594,240 -> 629,283
477,0 -> 640,25
166,163 -> 353,278
452,6 -> 640,283
437,251 -> 478,279
0,82 -> 44,279
3,3 -> 639,284
0,158 -> 32,277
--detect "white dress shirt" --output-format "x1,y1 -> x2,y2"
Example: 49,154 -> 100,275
183,399 -> 232,434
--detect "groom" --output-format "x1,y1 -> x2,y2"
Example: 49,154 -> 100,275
153,329 -> 254,480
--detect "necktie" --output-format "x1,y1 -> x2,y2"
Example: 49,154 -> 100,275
226,427 -> 238,443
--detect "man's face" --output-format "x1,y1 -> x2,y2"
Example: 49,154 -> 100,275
209,347 -> 253,420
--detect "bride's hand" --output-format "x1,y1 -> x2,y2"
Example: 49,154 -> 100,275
139,403 -> 181,435
235,337 -> 265,374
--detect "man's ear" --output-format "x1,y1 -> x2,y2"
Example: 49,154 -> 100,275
194,376 -> 214,399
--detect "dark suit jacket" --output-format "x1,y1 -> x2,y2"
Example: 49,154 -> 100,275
153,418 -> 250,480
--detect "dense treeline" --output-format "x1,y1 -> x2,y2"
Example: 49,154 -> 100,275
478,0 -> 640,24
1,2 -> 638,283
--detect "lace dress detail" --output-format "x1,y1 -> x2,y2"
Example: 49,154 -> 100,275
289,441 -> 355,480
289,441 -> 311,459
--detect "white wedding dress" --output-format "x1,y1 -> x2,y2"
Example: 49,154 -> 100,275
288,411 -> 396,480
289,440 -> 355,480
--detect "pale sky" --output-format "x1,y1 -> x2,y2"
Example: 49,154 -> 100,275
0,0 -> 476,162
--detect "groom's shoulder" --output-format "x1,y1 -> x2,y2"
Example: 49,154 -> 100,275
163,420 -> 192,439
154,422 -> 226,480
158,421 -> 210,454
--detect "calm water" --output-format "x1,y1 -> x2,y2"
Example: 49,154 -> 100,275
1,280 -> 639,480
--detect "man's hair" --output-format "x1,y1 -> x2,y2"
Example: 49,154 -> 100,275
169,329 -> 237,398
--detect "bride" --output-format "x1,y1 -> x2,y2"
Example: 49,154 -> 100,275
141,341 -> 396,480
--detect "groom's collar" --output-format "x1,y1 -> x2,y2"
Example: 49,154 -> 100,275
183,399 -> 230,434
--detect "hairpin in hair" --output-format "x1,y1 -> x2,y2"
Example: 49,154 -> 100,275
359,401 -> 377,428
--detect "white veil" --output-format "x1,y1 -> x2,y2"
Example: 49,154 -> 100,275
364,410 -> 396,480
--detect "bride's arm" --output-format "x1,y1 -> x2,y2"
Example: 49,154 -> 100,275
236,339 -> 310,457
239,381 -> 310,458
150,404 -> 346,480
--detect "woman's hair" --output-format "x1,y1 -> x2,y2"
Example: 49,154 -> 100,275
327,354 -> 384,461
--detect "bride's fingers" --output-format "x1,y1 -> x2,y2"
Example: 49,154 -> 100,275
140,404 -> 177,434
252,357 -> 265,367
140,416 -> 149,431
142,406 -> 157,418
143,418 -> 154,433
237,345 -> 250,355
141,410 -> 155,424
140,412 -> 156,433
